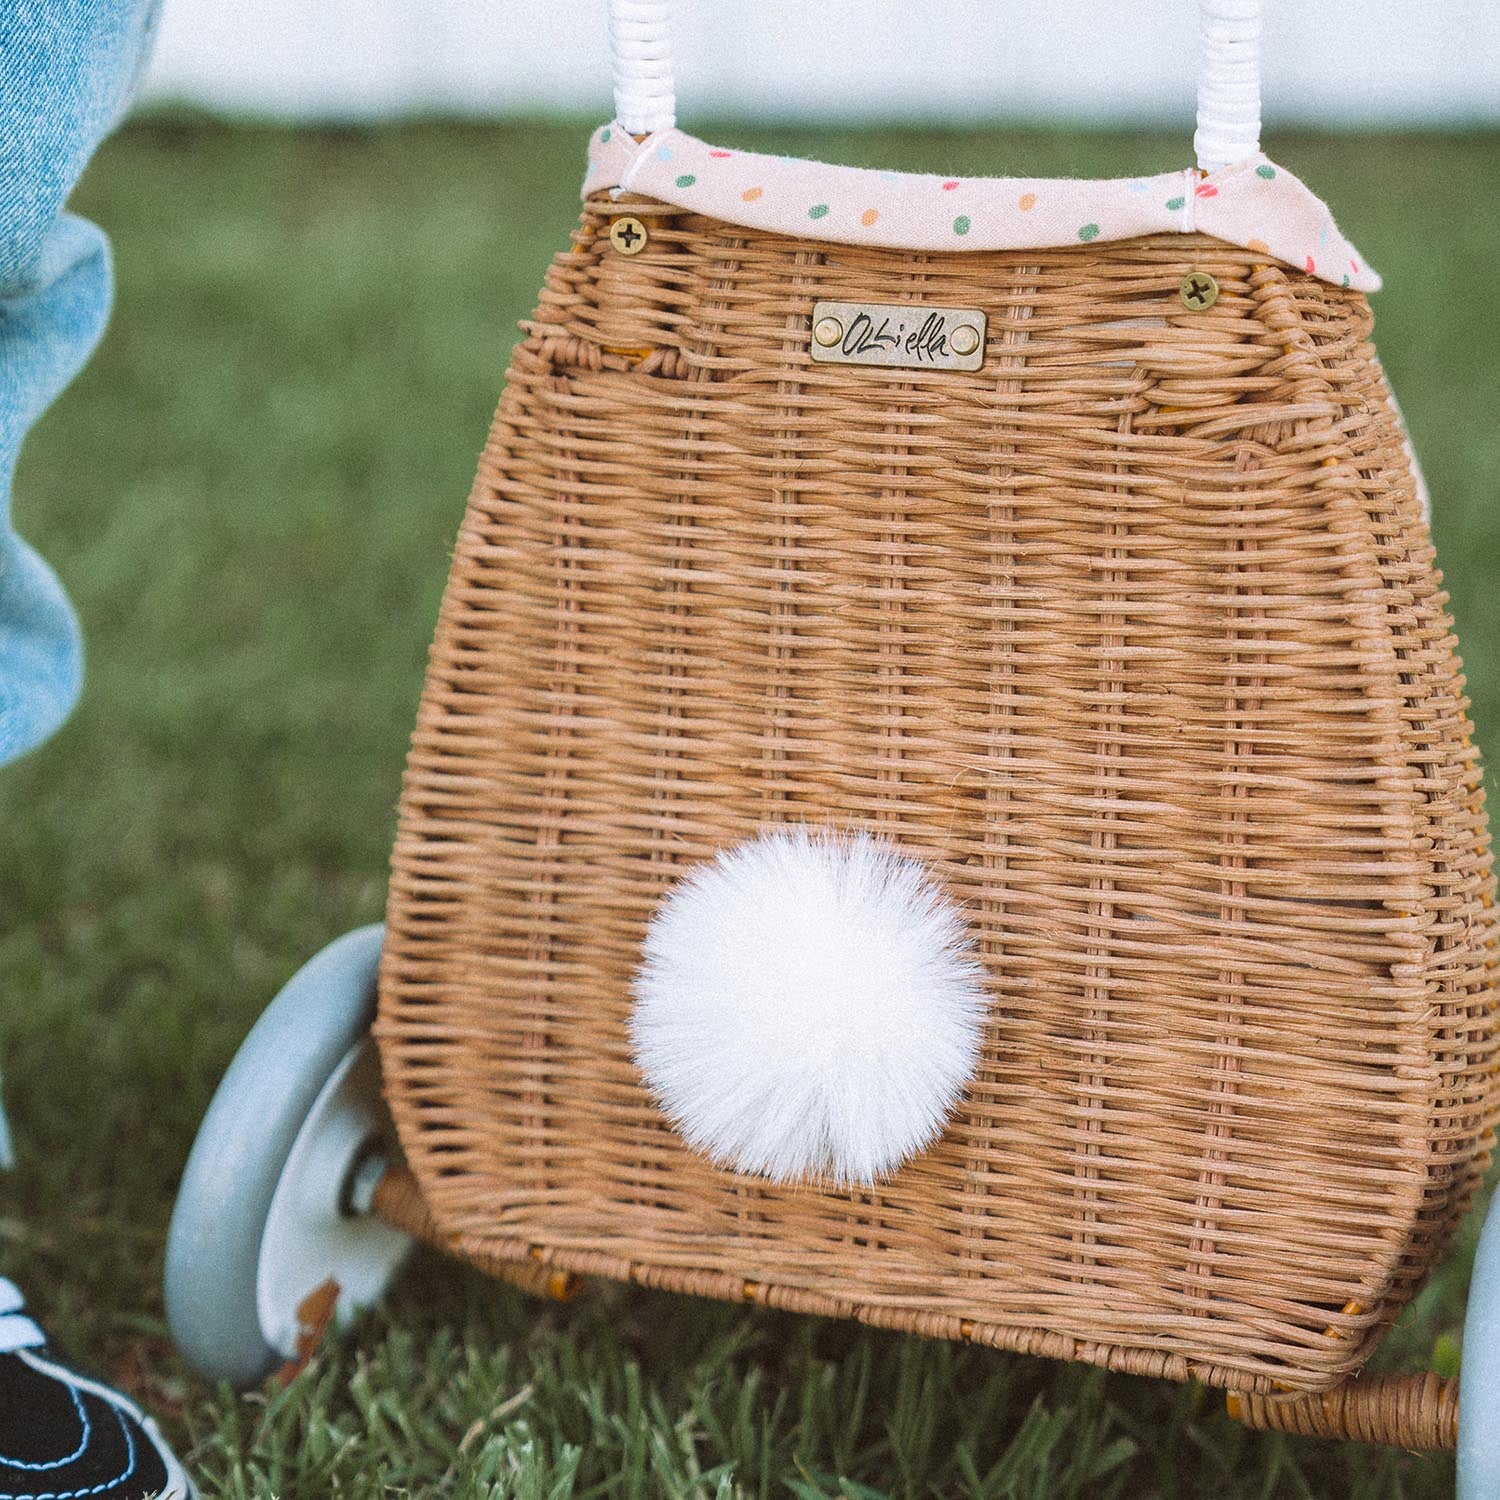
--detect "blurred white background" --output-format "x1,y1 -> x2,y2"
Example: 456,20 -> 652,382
142,0 -> 1500,126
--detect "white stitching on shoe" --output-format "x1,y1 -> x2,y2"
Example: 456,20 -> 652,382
0,1381 -> 91,1470
0,1407 -> 136,1500
13,1352 -> 191,1499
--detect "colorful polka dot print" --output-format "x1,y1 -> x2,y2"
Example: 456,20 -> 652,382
582,126 -> 1380,293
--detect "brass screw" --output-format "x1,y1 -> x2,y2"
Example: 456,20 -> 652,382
1179,271 -> 1219,310
609,216 -> 649,255
948,323 -> 982,356
812,315 -> 844,347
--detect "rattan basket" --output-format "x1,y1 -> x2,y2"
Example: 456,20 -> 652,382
373,0 -> 1498,1461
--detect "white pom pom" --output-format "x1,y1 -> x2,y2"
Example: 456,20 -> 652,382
629,827 -> 988,1187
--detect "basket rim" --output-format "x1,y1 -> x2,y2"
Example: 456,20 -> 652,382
582,123 -> 1379,292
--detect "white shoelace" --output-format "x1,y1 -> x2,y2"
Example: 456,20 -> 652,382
0,1277 -> 45,1354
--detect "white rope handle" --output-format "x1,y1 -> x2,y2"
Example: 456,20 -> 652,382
608,0 -> 1263,172
608,0 -> 676,136
1193,0 -> 1263,172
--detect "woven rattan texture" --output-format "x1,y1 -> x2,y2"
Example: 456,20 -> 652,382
377,197 -> 1499,1396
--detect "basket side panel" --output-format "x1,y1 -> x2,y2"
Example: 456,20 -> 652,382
1303,297 -> 1500,1303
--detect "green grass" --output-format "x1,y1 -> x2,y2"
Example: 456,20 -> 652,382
1,118 -> 1497,1497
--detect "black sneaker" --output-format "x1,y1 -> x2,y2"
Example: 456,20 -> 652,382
0,1279 -> 193,1499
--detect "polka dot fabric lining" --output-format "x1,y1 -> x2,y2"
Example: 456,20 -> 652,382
583,125 -> 1379,293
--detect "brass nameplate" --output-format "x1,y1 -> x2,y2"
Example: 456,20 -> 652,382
808,300 -> 987,372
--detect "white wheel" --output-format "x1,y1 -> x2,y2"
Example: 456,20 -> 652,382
255,1038 -> 412,1364
1459,1192 -> 1500,1500
165,926 -> 414,1385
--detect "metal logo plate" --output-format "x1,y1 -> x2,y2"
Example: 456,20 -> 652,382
808,300 -> 987,372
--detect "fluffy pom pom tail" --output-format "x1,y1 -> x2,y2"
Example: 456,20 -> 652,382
630,826 -> 989,1187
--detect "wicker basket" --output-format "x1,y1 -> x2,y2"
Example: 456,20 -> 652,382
375,0 -> 1498,1440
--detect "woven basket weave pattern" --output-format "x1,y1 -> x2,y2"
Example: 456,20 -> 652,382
377,198 -> 1498,1396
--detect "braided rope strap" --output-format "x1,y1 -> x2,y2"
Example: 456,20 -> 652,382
1193,0 -> 1263,171
608,0 -> 675,135
606,0 -> 1263,169
1228,1373 -> 1459,1451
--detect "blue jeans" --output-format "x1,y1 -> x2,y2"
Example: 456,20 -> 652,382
0,0 -> 162,1164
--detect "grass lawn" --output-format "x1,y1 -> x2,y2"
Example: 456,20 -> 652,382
1,118 -> 1497,1498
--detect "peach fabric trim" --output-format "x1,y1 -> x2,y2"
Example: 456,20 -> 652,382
582,125 -> 1379,294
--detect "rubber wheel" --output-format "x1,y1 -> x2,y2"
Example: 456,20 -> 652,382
1459,1191 -> 1500,1499
165,924 -> 409,1385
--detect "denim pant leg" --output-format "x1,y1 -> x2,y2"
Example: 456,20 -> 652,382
0,0 -> 163,1166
